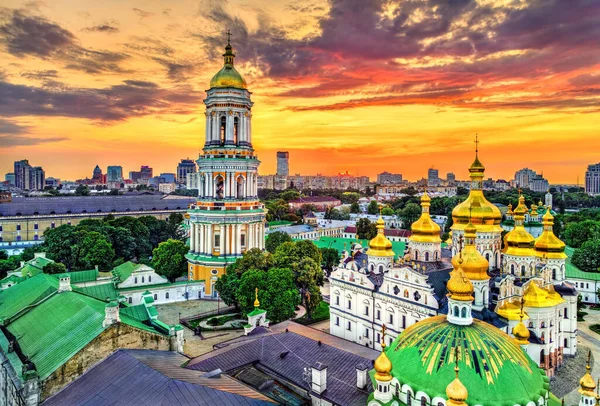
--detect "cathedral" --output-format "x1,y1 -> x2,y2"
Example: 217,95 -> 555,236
186,35 -> 266,296
330,146 -> 577,378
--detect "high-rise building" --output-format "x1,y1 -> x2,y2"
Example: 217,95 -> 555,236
427,168 -> 439,186
14,160 -> 31,190
129,171 -> 141,182
106,166 -> 123,182
513,168 -> 548,192
4,173 -> 15,186
586,163 -> 600,195
177,159 -> 196,184
159,173 -> 176,183
377,171 -> 402,184
92,165 -> 103,182
276,151 -> 289,177
186,36 -> 266,297
30,167 -> 45,190
140,166 -> 153,181
446,172 -> 456,183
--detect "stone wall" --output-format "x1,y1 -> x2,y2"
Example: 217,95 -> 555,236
41,323 -> 170,400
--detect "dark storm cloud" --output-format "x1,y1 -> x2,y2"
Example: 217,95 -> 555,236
0,9 -> 129,74
152,57 -> 197,81
0,79 -> 203,122
0,118 -> 29,134
82,24 -> 120,34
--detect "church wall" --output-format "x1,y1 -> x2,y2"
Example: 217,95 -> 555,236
41,323 -> 170,401
122,283 -> 205,305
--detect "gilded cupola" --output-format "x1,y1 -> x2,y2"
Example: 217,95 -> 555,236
451,219 -> 489,281
447,260 -> 474,302
512,300 -> 530,346
446,348 -> 468,406
367,216 -> 395,257
451,138 -> 502,233
374,325 -> 392,382
579,351 -> 596,397
503,194 -> 536,257
534,207 -> 567,259
209,31 -> 248,90
410,191 -> 442,243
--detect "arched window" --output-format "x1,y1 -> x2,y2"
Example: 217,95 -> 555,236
142,276 -> 145,283
135,277 -> 138,283
215,175 -> 224,200
510,264 -> 515,274
233,117 -> 238,144
414,251 -> 419,261
379,265 -> 384,273
421,397 -> 427,406
461,307 -> 467,318
424,252 -> 429,261
236,176 -> 244,199
552,269 -> 556,280
154,294 -> 157,300
128,297 -> 132,304
521,265 -> 526,276
149,276 -> 151,282
453,306 -> 459,317
220,116 -> 226,144
166,292 -> 170,299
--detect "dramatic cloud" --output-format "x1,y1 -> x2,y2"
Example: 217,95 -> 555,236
20,69 -> 58,80
0,79 -> 203,121
0,118 -> 29,134
0,135 -> 67,147
82,24 -> 119,33
132,8 -> 154,18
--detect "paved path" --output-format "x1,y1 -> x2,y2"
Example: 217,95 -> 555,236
293,305 -> 306,319
563,308 -> 600,405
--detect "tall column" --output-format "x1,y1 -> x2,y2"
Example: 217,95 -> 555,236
198,224 -> 204,254
260,223 -> 265,250
207,224 -> 213,254
205,113 -> 210,144
226,112 -> 233,143
190,223 -> 196,252
247,223 -> 253,249
239,116 -> 245,143
237,224 -> 242,254
219,224 -> 225,256
212,114 -> 218,144
248,114 -> 252,145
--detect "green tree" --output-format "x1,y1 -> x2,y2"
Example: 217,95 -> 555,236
381,207 -> 394,216
399,202 -> 422,228
43,225 -> 81,270
105,226 -> 137,261
0,250 -> 8,260
563,220 -> 600,248
109,216 -> 152,259
75,184 -> 90,196
151,239 -> 189,282
356,218 -> 377,240
340,192 -> 360,204
320,247 -> 339,275
215,269 -> 241,309
350,202 -> 360,213
367,200 -> 379,215
572,240 -> 600,273
280,190 -> 301,202
166,213 -> 185,241
77,231 -> 115,270
236,269 -> 268,316
232,248 -> 274,274
43,262 -> 67,274
265,199 -> 290,221
262,267 -> 300,322
265,231 -> 292,253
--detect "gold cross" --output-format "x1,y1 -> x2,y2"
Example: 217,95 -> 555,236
457,235 -> 464,252
226,29 -> 231,44
381,324 -> 387,346
474,134 -> 479,153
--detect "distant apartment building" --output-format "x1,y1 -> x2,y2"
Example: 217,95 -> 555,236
158,183 -> 177,194
159,173 -> 176,183
140,166 -> 153,181
45,177 -> 60,188
177,159 -> 196,184
513,168 -> 549,192
377,171 -> 402,184
259,173 -> 370,191
446,172 -> 456,183
92,165 -> 103,182
427,168 -> 439,186
106,166 -> 123,182
276,151 -> 289,176
4,173 -> 15,186
129,171 -> 141,182
14,160 -> 45,191
288,196 -> 342,211
586,163 -> 600,195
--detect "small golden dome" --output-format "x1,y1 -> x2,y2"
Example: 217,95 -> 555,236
447,262 -> 474,302
367,216 -> 395,257
451,148 -> 502,233
534,207 -> 567,259
374,325 -> 392,382
410,191 -> 442,244
446,366 -> 468,406
253,287 -> 260,308
451,220 -> 489,280
522,281 -> 565,308
512,311 -> 530,345
507,203 -> 514,216
209,37 -> 247,89
503,195 -> 536,257
579,351 -> 596,397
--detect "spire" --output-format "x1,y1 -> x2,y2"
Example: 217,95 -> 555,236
223,29 -> 235,66
512,298 -> 530,346
469,134 -> 485,181
446,346 -> 468,406
579,350 -> 596,397
254,287 -> 260,308
374,324 -> 392,382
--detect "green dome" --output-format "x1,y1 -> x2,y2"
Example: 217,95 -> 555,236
210,65 -> 247,89
383,316 -> 549,405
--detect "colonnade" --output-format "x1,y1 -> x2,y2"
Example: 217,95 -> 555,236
205,111 -> 251,146
189,221 -> 264,256
199,172 -> 257,199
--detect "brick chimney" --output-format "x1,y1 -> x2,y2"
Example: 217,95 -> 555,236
102,301 -> 120,328
356,363 -> 369,389
311,362 -> 327,394
58,274 -> 72,293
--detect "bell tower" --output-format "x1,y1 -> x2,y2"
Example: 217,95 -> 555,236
186,33 -> 267,296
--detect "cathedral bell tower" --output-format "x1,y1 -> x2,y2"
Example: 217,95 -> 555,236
186,32 -> 267,296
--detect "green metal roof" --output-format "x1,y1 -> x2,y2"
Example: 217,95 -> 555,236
74,283 -> 119,301
63,269 -> 98,284
111,261 -> 140,283
120,305 -> 150,322
247,308 -> 267,317
312,236 -> 407,260
0,274 -> 58,323
565,247 -> 600,281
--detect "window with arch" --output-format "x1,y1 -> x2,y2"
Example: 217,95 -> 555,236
128,297 -> 132,304
236,176 -> 244,199
421,397 -> 427,406
461,307 -> 467,318
135,277 -> 138,284
233,117 -> 238,144
453,306 -> 459,317
220,116 -> 226,144
552,269 -> 556,280
142,276 -> 145,283
424,252 -> 429,261
379,264 -> 384,273
154,294 -> 157,300
414,251 -> 419,261
510,264 -> 515,274
521,265 -> 526,276
166,292 -> 170,299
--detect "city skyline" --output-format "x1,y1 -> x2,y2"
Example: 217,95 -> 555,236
0,0 -> 598,183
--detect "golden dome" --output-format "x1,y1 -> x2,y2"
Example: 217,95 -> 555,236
507,203 -> 514,216
367,216 -> 395,257
446,365 -> 468,406
410,192 -> 442,244
531,204 -> 538,217
447,261 -> 474,302
451,220 -> 489,280
496,299 -> 529,321
535,207 -> 567,259
253,287 -> 260,308
209,37 -> 247,89
522,281 -> 565,308
579,351 -> 596,397
503,195 -> 536,257
374,326 -> 392,382
512,309 -> 530,345
451,148 -> 502,233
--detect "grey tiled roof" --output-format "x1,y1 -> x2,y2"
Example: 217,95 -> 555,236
0,195 -> 195,216
43,350 -> 274,406
187,331 -> 372,406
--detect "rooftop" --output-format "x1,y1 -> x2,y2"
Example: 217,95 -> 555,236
289,196 -> 341,204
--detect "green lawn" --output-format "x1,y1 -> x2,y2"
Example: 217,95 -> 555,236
590,324 -> 600,335
296,301 -> 330,325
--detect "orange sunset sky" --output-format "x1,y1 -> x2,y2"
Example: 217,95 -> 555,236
0,0 -> 599,184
